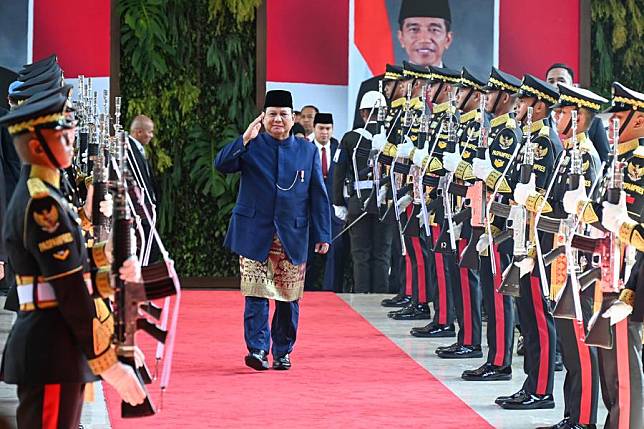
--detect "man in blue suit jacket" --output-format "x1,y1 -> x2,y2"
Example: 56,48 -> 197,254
215,90 -> 331,371
304,113 -> 347,292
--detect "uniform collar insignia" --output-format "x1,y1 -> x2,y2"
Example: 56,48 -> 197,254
490,113 -> 510,128
29,165 -> 60,189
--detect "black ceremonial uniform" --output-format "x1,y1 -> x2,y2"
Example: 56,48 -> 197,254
332,121 -> 394,293
0,93 -> 117,429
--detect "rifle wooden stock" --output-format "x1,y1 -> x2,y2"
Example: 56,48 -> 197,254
498,258 -> 521,297
448,182 -> 468,197
584,300 -> 613,349
120,355 -> 156,418
543,246 -> 565,266
553,278 -> 576,319
459,227 -> 484,269
579,267 -> 602,290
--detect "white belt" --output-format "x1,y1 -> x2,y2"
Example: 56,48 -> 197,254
353,180 -> 373,190
17,282 -> 57,309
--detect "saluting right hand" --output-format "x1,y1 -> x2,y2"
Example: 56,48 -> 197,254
243,113 -> 265,146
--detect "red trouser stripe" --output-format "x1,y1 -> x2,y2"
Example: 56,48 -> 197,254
492,245 -> 506,366
530,275 -> 550,395
404,250 -> 412,296
42,384 -> 61,429
574,321 -> 593,424
411,237 -> 426,303
615,319 -> 631,429
432,226 -> 447,324
458,240 -> 472,345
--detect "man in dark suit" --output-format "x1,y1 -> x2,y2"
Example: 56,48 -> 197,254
215,90 -> 331,371
304,113 -> 346,292
352,0 -> 453,128
128,115 -> 161,263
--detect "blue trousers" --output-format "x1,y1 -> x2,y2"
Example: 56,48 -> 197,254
243,296 -> 299,357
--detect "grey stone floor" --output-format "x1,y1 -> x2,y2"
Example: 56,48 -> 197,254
339,293 -> 609,429
0,297 -> 110,429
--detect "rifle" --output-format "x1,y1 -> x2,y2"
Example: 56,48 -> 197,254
458,95 -> 488,269
497,106 -> 534,296
112,131 -> 180,417
410,85 -> 432,237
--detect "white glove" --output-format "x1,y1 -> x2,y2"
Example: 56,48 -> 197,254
333,205 -> 348,221
476,233 -> 490,253
396,136 -> 415,159
371,126 -> 388,152
514,174 -> 536,205
451,222 -> 463,241
133,346 -> 146,369
442,150 -> 461,173
516,257 -> 535,277
119,256 -> 142,283
472,153 -> 494,181
398,194 -> 413,211
602,192 -> 631,234
601,299 -> 633,325
412,145 -> 429,168
377,185 -> 388,205
101,362 -> 146,406
562,182 -> 586,215
100,193 -> 114,218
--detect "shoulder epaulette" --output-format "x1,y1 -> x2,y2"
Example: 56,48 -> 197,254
27,177 -> 51,199
506,118 -> 516,130
539,126 -> 550,137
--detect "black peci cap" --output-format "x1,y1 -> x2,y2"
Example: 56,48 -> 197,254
399,0 -> 451,25
314,112 -> 333,125
263,90 -> 293,109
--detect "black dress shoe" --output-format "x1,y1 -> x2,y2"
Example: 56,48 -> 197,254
435,342 -> 460,354
410,322 -> 434,333
388,303 -> 413,318
494,389 -> 524,405
381,294 -> 412,308
245,349 -> 269,371
536,417 -> 571,429
437,344 -> 483,359
498,391 -> 555,410
461,363 -> 512,381
410,323 -> 455,338
272,354 -> 291,370
390,303 -> 431,320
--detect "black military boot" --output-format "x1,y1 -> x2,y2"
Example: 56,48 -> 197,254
390,303 -> 431,320
410,323 -> 455,338
381,294 -> 412,308
461,363 -> 511,381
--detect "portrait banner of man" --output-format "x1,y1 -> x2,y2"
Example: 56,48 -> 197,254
349,0 -> 497,127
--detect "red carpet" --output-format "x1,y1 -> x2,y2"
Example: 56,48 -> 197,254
105,291 -> 492,428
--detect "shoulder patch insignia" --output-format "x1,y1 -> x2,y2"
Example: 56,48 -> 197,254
438,141 -> 447,149
627,161 -> 644,181
33,204 -> 60,233
27,178 -> 50,199
506,118 -> 516,129
494,159 -> 505,168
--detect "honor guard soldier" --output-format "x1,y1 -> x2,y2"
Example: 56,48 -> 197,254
463,67 -> 523,380
496,74 -> 562,410
565,82 -> 643,429
536,84 -> 606,428
375,61 -> 432,321
436,67 -> 489,359
332,91 -> 395,294
409,65 -> 462,338
0,90 -> 145,428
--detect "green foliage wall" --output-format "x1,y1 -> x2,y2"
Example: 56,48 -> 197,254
591,0 -> 642,96
119,0 -> 261,276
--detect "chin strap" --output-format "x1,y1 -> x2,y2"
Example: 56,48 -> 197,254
431,82 -> 445,104
518,98 -> 539,123
34,126 -> 61,169
491,92 -> 503,115
619,110 -> 636,137
458,88 -> 474,111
